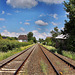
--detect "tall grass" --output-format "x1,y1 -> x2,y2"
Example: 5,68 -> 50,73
0,44 -> 34,61
62,51 -> 75,60
43,45 -> 75,60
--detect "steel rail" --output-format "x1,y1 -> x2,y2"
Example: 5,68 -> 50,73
41,45 -> 75,69
39,45 -> 60,75
14,47 -> 35,75
0,45 -> 34,69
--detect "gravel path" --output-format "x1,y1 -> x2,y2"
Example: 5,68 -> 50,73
19,44 -> 56,75
41,46 -> 75,75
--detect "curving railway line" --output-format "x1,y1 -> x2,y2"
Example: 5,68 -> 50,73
0,44 -> 75,75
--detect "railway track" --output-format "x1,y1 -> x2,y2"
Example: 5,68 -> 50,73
39,45 -> 75,75
0,44 -> 75,75
0,45 -> 35,75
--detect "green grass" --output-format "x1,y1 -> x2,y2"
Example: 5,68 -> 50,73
62,51 -> 75,60
40,60 -> 48,75
0,44 -> 34,61
42,45 -> 75,60
43,45 -> 57,53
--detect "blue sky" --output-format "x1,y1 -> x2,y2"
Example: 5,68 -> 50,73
0,0 -> 68,40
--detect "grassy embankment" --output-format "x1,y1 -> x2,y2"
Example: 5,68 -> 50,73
43,45 -> 75,60
0,44 -> 34,61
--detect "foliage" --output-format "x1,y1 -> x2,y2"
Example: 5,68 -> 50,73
43,45 -> 75,60
0,39 -> 31,52
0,34 -> 2,39
62,0 -> 75,51
32,37 -> 37,43
50,26 -> 61,38
27,32 -> 37,43
0,44 -> 34,61
45,37 -> 52,46
27,32 -> 33,41
62,51 -> 75,60
39,38 -> 44,43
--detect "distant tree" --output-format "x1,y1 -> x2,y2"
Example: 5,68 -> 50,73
0,34 -> 2,39
62,0 -> 75,51
27,32 -> 33,41
45,37 -> 52,45
50,26 -> 61,38
39,38 -> 44,43
32,37 -> 37,43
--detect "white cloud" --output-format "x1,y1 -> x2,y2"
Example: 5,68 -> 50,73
37,28 -> 41,30
35,20 -> 48,26
24,22 -> 30,25
20,22 -> 22,24
20,27 -> 25,32
32,30 -> 51,40
38,0 -> 65,4
0,18 -> 5,21
51,22 -> 57,26
1,30 -> 27,37
2,11 -> 5,14
26,20 -> 31,21
6,0 -> 38,8
50,14 -> 58,19
15,10 -> 21,13
39,14 -> 45,17
3,26 -> 6,28
7,13 -> 12,15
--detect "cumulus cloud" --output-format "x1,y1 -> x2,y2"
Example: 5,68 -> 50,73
50,14 -> 58,19
32,30 -> 51,40
38,0 -> 65,4
2,11 -> 5,14
24,22 -> 30,25
7,13 -> 12,15
35,20 -> 48,26
26,20 -> 31,21
20,22 -> 22,24
20,27 -> 25,32
37,28 -> 41,30
6,0 -> 38,8
51,22 -> 58,26
0,18 -> 5,21
1,30 -> 27,37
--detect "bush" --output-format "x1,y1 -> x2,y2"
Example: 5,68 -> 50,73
0,39 -> 31,52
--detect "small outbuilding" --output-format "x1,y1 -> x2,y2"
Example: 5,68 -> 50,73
18,35 -> 28,42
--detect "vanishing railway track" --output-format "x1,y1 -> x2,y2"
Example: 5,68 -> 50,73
39,45 -> 75,75
0,45 -> 35,75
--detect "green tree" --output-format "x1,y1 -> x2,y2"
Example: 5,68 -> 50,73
39,38 -> 44,43
45,37 -> 52,45
32,37 -> 37,43
27,32 -> 33,41
50,26 -> 61,38
62,0 -> 75,51
0,34 -> 2,39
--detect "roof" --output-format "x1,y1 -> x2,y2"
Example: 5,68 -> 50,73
18,35 -> 28,40
55,34 -> 66,39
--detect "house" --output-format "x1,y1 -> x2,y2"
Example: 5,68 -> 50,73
18,35 -> 28,42
55,34 -> 67,49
